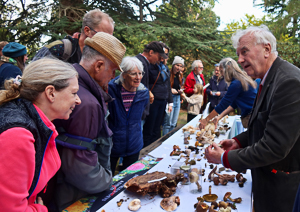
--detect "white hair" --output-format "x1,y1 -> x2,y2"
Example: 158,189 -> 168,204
231,25 -> 278,56
119,56 -> 144,83
191,60 -> 202,71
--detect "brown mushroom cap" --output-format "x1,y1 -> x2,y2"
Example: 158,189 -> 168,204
213,177 -> 220,185
211,201 -> 219,209
236,173 -> 243,182
223,192 -> 232,201
219,201 -> 228,209
219,178 -> 228,185
128,199 -> 141,211
209,205 -> 217,212
189,172 -> 199,183
232,197 -> 242,203
196,202 -> 209,212
160,196 -> 180,212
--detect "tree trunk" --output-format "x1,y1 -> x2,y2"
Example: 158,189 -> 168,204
139,0 -> 143,23
59,0 -> 86,35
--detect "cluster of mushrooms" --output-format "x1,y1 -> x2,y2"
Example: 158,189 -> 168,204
195,191 -> 242,212
207,166 -> 247,187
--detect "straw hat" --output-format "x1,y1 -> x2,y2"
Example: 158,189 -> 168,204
84,32 -> 126,72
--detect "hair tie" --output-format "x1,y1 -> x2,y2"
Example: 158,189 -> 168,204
13,75 -> 22,86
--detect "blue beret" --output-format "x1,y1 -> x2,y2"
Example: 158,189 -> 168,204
2,42 -> 27,58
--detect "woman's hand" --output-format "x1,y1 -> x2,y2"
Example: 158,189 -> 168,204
219,139 -> 240,151
171,88 -> 178,94
205,142 -> 223,164
213,116 -> 219,128
168,105 -> 172,113
37,197 -> 44,205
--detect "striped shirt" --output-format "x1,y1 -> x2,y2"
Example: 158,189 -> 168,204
121,87 -> 136,113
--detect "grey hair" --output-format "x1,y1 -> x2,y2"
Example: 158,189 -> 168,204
231,25 -> 278,56
219,57 -> 256,91
0,58 -> 78,105
191,60 -> 203,71
81,45 -> 110,67
81,9 -> 114,33
119,56 -> 144,83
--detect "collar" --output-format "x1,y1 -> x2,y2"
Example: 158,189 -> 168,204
261,66 -> 272,86
73,63 -> 114,103
140,53 -> 150,64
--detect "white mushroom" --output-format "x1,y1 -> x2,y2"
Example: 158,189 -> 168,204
189,172 -> 202,191
128,199 -> 141,211
160,196 -> 180,211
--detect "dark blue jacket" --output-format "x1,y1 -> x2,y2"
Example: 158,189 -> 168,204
206,75 -> 228,108
215,79 -> 257,117
108,76 -> 149,157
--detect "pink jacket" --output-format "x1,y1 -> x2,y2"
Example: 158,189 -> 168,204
0,105 -> 61,212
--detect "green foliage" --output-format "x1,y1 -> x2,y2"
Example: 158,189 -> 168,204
225,12 -> 300,68
114,0 -> 233,82
255,0 -> 300,38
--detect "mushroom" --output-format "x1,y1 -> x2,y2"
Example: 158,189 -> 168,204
213,177 -> 220,185
160,196 -> 180,212
189,172 -> 202,191
219,207 -> 232,212
227,202 -> 237,210
208,166 -> 217,180
218,201 -> 228,209
236,173 -> 247,187
117,199 -> 124,207
196,202 -> 209,212
211,201 -> 219,209
209,205 -> 217,212
128,199 -> 141,211
197,196 -> 205,202
219,178 -> 228,185
185,149 -> 191,156
223,192 -> 242,203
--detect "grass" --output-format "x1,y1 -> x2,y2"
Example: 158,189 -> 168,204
177,109 -> 188,126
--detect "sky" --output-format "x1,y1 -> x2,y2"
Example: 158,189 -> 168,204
212,0 -> 266,30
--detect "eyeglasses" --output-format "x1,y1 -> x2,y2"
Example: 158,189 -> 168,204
197,66 -> 204,69
86,25 -> 98,33
127,72 -> 144,78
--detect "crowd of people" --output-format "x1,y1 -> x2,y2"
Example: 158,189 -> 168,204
1,8 -> 300,212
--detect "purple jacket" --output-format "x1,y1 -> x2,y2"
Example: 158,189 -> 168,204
53,63 -> 113,210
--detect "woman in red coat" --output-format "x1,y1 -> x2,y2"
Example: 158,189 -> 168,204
0,58 -> 81,212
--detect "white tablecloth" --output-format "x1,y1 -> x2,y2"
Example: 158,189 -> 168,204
96,115 -> 252,212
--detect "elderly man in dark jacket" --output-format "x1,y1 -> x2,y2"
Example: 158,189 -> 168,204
53,32 -> 126,210
206,64 -> 228,113
205,25 -> 300,212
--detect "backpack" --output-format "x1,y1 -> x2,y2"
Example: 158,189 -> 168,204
32,38 -> 73,62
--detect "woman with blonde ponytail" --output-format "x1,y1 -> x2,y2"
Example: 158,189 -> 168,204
0,58 -> 81,211
199,57 -> 257,128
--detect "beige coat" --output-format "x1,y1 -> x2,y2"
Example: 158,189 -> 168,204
185,94 -> 203,115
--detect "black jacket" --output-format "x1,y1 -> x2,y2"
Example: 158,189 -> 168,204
149,63 -> 173,103
136,54 -> 151,119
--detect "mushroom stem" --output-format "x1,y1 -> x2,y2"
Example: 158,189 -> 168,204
196,181 -> 202,192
